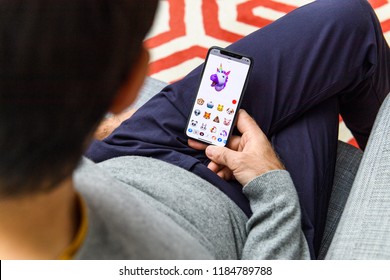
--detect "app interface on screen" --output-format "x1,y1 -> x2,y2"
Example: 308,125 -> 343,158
187,50 -> 251,146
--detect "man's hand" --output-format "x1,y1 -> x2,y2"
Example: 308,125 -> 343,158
189,109 -> 284,186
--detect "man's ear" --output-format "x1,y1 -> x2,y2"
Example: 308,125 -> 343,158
108,47 -> 150,114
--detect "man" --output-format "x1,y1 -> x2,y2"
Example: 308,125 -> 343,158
0,0 -> 389,259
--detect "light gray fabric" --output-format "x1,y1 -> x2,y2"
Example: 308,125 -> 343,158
73,156 -> 309,259
73,157 -> 212,260
318,141 -> 363,259
130,77 -> 168,109
242,171 -> 309,259
326,94 -> 390,259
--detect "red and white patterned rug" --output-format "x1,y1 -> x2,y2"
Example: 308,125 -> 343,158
145,0 -> 390,147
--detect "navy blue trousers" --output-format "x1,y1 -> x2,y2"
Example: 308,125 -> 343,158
86,0 -> 390,258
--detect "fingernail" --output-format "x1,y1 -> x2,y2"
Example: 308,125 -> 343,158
206,146 -> 215,157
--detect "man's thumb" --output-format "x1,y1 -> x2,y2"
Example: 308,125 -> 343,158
205,145 -> 232,166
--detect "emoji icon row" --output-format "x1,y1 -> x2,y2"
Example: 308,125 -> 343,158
196,98 -> 235,115
188,127 -> 228,144
188,125 -> 228,138
193,110 -> 232,125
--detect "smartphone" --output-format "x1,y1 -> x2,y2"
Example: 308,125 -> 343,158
185,46 -> 253,146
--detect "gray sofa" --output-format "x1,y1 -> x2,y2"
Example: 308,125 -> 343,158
133,77 -> 390,259
325,92 -> 390,259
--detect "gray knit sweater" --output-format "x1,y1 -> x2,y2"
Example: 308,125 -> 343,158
73,156 -> 309,259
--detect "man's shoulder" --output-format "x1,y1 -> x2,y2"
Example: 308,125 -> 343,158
73,157 -> 213,260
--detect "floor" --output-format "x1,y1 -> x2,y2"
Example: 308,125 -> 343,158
144,0 -> 390,146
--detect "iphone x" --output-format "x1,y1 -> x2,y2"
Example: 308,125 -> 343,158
185,46 -> 253,146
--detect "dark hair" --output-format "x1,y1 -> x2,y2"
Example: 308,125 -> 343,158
0,0 -> 158,197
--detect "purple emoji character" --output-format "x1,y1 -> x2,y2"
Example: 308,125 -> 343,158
210,63 -> 230,92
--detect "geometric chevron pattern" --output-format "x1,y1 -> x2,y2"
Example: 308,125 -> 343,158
145,0 -> 390,147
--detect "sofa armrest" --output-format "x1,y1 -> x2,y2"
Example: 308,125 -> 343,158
130,77 -> 168,109
318,141 -> 363,259
326,94 -> 390,259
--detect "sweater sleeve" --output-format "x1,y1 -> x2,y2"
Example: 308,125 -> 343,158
241,170 -> 310,259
